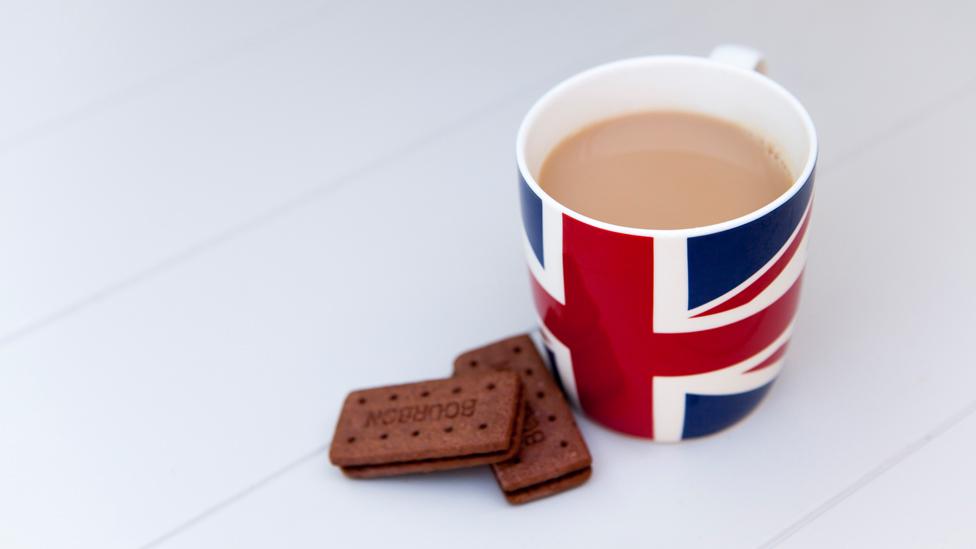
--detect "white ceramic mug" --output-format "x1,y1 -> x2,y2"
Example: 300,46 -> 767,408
517,46 -> 818,441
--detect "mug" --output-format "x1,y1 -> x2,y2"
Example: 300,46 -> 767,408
517,46 -> 817,441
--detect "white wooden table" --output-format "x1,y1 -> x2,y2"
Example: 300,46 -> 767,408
2,1 -> 975,547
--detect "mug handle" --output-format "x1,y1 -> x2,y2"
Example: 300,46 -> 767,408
709,44 -> 767,74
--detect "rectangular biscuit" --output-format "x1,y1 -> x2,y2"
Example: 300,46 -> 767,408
503,466 -> 592,505
454,334 -> 592,504
329,371 -> 525,478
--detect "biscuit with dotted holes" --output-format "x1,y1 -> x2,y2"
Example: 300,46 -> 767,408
329,371 -> 525,478
454,334 -> 592,503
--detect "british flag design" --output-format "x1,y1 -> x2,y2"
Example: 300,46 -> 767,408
520,168 -> 815,441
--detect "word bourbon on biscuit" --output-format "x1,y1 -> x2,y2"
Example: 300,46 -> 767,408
364,399 -> 478,427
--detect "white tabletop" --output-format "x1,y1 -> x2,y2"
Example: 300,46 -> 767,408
2,1 -> 975,548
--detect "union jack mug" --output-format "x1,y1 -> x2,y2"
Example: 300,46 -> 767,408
517,46 -> 817,441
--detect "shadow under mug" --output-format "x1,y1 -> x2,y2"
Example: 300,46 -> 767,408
517,46 -> 818,441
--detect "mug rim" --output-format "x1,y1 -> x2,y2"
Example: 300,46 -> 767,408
515,55 -> 819,238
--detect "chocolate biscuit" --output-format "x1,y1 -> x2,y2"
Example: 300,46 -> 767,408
329,371 -> 525,478
503,466 -> 592,504
454,334 -> 592,503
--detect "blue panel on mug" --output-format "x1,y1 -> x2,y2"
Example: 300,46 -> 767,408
544,346 -> 568,398
520,173 -> 545,267
686,170 -> 814,309
681,381 -> 775,439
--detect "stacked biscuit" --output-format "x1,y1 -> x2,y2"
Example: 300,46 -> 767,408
329,335 -> 592,504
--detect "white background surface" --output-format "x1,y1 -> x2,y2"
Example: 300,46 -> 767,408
2,1 -> 975,548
